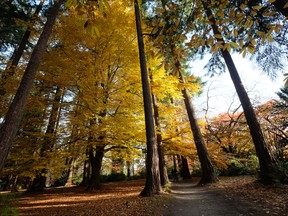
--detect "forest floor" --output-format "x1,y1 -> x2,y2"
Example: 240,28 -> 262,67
0,176 -> 287,216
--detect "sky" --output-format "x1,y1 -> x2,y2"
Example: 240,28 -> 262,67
190,53 -> 286,118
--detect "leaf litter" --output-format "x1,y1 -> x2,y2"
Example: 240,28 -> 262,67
6,176 -> 288,216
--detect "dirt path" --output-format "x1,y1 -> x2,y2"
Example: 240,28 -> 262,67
163,182 -> 268,216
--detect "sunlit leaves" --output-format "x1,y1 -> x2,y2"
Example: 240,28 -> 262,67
66,0 -> 78,7
37,1 -> 146,172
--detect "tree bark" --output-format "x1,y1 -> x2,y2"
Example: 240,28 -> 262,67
127,161 -> 131,178
134,0 -> 161,196
65,157 -> 75,187
180,72 -> 218,184
151,85 -> 169,186
168,53 -> 217,184
203,1 -> 278,184
0,0 -> 64,175
87,146 -> 105,190
80,148 -> 90,186
181,156 -> 191,179
173,155 -> 177,173
157,0 -> 217,185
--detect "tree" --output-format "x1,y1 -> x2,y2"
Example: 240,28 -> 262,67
0,0 -> 64,174
201,0 -> 280,184
145,0 -> 218,184
0,85 -> 51,190
0,0 -> 44,97
29,86 -> 63,192
204,110 -> 256,174
150,70 -> 170,186
181,156 -> 191,179
0,0 -> 33,53
256,99 -> 288,162
248,0 -> 288,17
225,0 -> 288,78
180,71 -> 218,184
134,0 -> 161,196
43,2 -> 148,190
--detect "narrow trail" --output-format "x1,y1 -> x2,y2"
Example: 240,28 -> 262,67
163,182 -> 268,216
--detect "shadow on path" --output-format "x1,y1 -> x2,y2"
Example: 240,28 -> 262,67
163,182 -> 268,216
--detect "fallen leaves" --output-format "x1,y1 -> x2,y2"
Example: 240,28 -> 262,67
16,180 -> 170,216
208,176 -> 288,216
6,176 -> 288,216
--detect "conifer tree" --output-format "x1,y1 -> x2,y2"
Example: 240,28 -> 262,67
0,0 -> 64,174
200,0 -> 281,183
134,0 -> 161,196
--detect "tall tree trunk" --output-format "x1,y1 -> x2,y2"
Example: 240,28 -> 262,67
87,146 -> 105,190
203,1 -> 279,184
180,72 -> 218,184
127,161 -> 131,178
181,156 -> 191,179
29,86 -> 62,192
177,155 -> 182,179
151,83 -> 169,186
10,175 -> 19,192
169,54 -> 217,184
173,155 -> 177,173
65,157 -> 75,187
80,148 -> 90,186
0,0 -> 44,97
134,0 -> 161,196
0,0 -> 64,175
157,0 -> 217,185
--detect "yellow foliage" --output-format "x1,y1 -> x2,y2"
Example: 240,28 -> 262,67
39,2 -> 146,165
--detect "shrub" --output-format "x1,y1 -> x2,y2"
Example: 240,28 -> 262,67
218,156 -> 259,176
